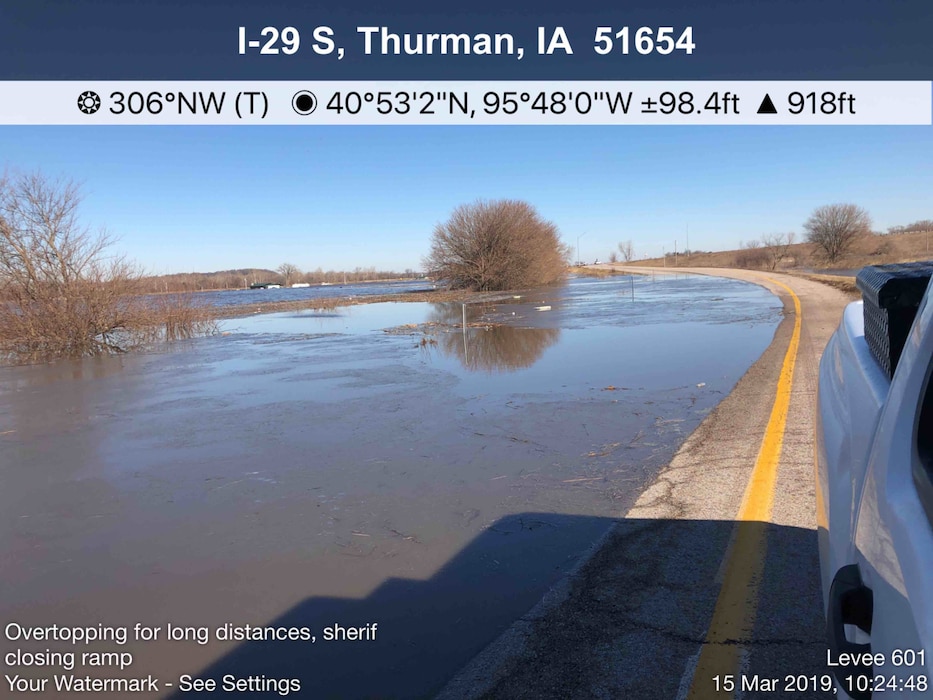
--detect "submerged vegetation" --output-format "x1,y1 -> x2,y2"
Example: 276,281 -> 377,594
0,172 -> 215,363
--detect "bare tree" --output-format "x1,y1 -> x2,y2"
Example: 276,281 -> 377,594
618,240 -> 634,262
424,199 -> 570,291
804,203 -> 871,263
607,251 -> 619,263
276,262 -> 301,287
760,232 -> 796,270
0,171 -> 213,361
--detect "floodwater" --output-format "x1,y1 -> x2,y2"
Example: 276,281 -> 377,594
0,274 -> 781,698
189,279 -> 435,308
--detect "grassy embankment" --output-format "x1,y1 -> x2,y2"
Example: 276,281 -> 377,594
574,229 -> 933,298
627,229 -> 932,271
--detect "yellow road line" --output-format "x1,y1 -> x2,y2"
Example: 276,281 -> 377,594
685,277 -> 802,699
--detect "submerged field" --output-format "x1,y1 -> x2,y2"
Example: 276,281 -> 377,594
0,273 -> 781,698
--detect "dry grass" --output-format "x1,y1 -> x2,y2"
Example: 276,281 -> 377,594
785,272 -> 861,299
568,265 -> 631,278
142,293 -> 218,342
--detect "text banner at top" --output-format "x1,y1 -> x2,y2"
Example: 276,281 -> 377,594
1,81 -> 930,125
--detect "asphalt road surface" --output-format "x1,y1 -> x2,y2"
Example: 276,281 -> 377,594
438,268 -> 853,700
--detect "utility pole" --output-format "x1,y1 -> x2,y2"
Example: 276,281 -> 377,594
576,233 -> 586,265
686,223 -> 690,260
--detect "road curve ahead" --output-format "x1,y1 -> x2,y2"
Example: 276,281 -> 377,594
438,268 -> 853,700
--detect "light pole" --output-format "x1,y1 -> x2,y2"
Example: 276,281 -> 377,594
576,233 -> 586,265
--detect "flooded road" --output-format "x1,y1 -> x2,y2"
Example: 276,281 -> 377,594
0,274 -> 780,698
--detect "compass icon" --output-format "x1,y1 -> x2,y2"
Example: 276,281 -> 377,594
77,91 -> 101,115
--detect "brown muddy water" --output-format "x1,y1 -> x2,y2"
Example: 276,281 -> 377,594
0,274 -> 780,698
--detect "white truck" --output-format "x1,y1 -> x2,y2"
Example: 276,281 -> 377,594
816,262 -> 933,699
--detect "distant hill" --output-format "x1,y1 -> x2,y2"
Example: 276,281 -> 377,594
142,269 -> 278,293
141,267 -> 415,293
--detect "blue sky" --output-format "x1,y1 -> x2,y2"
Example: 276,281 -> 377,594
1,2 -> 930,274
1,125 -> 931,273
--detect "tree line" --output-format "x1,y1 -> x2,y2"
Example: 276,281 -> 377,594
609,204 -> 932,268
886,219 -> 933,236
141,265 -> 420,293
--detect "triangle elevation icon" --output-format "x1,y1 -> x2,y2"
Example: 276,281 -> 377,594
757,94 -> 778,115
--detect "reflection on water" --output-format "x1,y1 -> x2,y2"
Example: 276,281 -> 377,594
0,354 -> 132,393
426,302 -> 561,372
443,325 -> 561,373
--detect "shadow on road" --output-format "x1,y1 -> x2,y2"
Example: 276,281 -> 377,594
169,514 -> 828,699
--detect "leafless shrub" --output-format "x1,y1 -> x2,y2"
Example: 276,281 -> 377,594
0,171 -> 215,363
735,248 -> 769,269
618,240 -> 634,262
142,293 -> 217,343
804,203 -> 871,263
607,251 -> 619,263
424,199 -> 570,291
760,232 -> 796,270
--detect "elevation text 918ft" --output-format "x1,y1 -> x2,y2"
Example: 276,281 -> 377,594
0,81 -> 928,125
